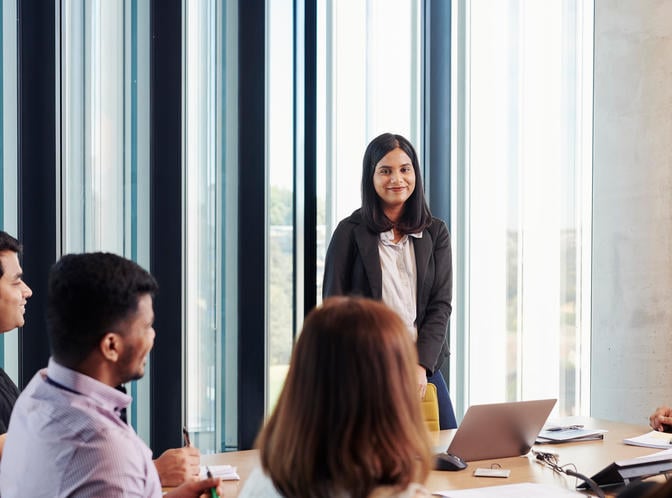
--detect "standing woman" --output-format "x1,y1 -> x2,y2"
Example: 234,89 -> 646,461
323,132 -> 457,429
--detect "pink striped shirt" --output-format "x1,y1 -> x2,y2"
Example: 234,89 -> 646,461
0,358 -> 162,497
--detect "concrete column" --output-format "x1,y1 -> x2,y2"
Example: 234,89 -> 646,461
592,0 -> 672,423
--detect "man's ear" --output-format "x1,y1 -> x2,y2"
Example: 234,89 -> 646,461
99,332 -> 122,362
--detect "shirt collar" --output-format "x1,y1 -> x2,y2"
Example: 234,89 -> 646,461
46,357 -> 132,415
379,228 -> 423,243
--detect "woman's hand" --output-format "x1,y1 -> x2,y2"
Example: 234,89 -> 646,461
417,365 -> 428,398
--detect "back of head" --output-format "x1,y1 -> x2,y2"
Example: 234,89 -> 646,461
47,252 -> 158,368
257,296 -> 432,498
0,231 -> 21,277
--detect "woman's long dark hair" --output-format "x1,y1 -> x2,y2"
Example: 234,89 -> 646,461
360,132 -> 432,234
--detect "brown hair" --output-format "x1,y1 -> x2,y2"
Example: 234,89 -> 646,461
256,297 -> 433,498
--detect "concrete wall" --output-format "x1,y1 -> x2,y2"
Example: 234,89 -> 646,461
591,0 -> 672,423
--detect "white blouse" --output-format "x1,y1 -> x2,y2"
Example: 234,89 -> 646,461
378,229 -> 422,341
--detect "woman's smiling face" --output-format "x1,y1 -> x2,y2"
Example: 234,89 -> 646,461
372,147 -> 416,214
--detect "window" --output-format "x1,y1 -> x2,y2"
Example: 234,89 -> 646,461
0,0 -> 18,381
452,0 -> 593,416
59,0 -> 151,437
267,0 -> 295,409
183,0 -> 239,453
266,0 -> 423,413
317,0 -> 423,294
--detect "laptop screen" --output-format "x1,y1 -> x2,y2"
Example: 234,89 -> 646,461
446,398 -> 557,462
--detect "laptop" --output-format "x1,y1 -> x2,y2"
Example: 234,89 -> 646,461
445,398 -> 557,462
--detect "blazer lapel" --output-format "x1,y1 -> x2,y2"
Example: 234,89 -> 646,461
354,224 -> 383,299
413,232 -> 432,308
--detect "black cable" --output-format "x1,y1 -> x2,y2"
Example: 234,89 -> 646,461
564,468 -> 606,498
532,450 -> 606,498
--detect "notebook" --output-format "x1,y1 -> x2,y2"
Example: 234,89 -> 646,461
445,398 -> 557,462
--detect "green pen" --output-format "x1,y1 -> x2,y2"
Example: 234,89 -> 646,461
206,466 -> 219,498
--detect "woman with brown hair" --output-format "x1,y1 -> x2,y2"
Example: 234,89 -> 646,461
239,297 -> 434,498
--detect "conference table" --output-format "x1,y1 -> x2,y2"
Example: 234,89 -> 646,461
199,417 -> 667,497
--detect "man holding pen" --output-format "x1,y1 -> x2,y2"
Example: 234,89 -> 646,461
0,252 -> 222,497
0,230 -> 200,487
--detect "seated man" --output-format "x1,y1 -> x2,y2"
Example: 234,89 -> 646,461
0,231 -> 199,484
0,231 -> 32,456
0,252 -> 222,497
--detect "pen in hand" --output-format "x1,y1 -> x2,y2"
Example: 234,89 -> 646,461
206,466 -> 219,498
184,427 -> 218,495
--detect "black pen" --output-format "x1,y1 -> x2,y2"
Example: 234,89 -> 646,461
182,426 -> 191,447
206,466 -> 219,498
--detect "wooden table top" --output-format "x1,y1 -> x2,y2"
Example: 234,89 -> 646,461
198,417 -> 663,497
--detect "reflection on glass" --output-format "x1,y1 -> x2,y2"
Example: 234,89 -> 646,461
455,0 -> 593,417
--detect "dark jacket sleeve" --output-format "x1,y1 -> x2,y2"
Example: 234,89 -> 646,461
323,218 -> 355,299
416,219 -> 453,374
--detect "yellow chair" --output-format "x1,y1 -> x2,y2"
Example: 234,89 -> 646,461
421,382 -> 440,432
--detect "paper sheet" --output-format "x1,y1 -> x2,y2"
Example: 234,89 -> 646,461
199,464 -> 240,481
623,430 -> 672,449
433,482 -> 590,497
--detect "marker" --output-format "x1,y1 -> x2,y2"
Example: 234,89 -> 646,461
182,426 -> 191,447
206,466 -> 219,498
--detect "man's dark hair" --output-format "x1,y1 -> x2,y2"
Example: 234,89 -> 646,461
360,132 -> 432,234
47,252 -> 158,367
0,231 -> 21,278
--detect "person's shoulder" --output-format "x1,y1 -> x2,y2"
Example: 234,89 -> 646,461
424,217 -> 449,239
331,209 -> 364,236
368,483 -> 431,498
428,216 -> 448,230
239,467 -> 284,498
340,208 -> 364,226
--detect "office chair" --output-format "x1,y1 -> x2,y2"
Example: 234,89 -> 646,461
421,382 -> 440,432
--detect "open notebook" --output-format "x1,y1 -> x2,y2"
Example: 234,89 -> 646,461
445,398 -> 556,462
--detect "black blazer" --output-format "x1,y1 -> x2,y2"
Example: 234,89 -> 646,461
322,209 -> 452,374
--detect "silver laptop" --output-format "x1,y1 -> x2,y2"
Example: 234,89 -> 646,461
446,398 -> 557,462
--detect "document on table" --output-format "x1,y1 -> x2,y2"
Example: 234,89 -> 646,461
536,427 -> 607,443
623,430 -> 672,449
433,482 -> 589,497
199,464 -> 240,480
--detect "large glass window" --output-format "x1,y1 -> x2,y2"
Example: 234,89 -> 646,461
266,0 -> 422,412
0,0 -> 18,382
267,0 -> 295,410
60,0 -> 151,438
183,0 -> 238,453
317,0 -> 422,295
452,0 -> 593,417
